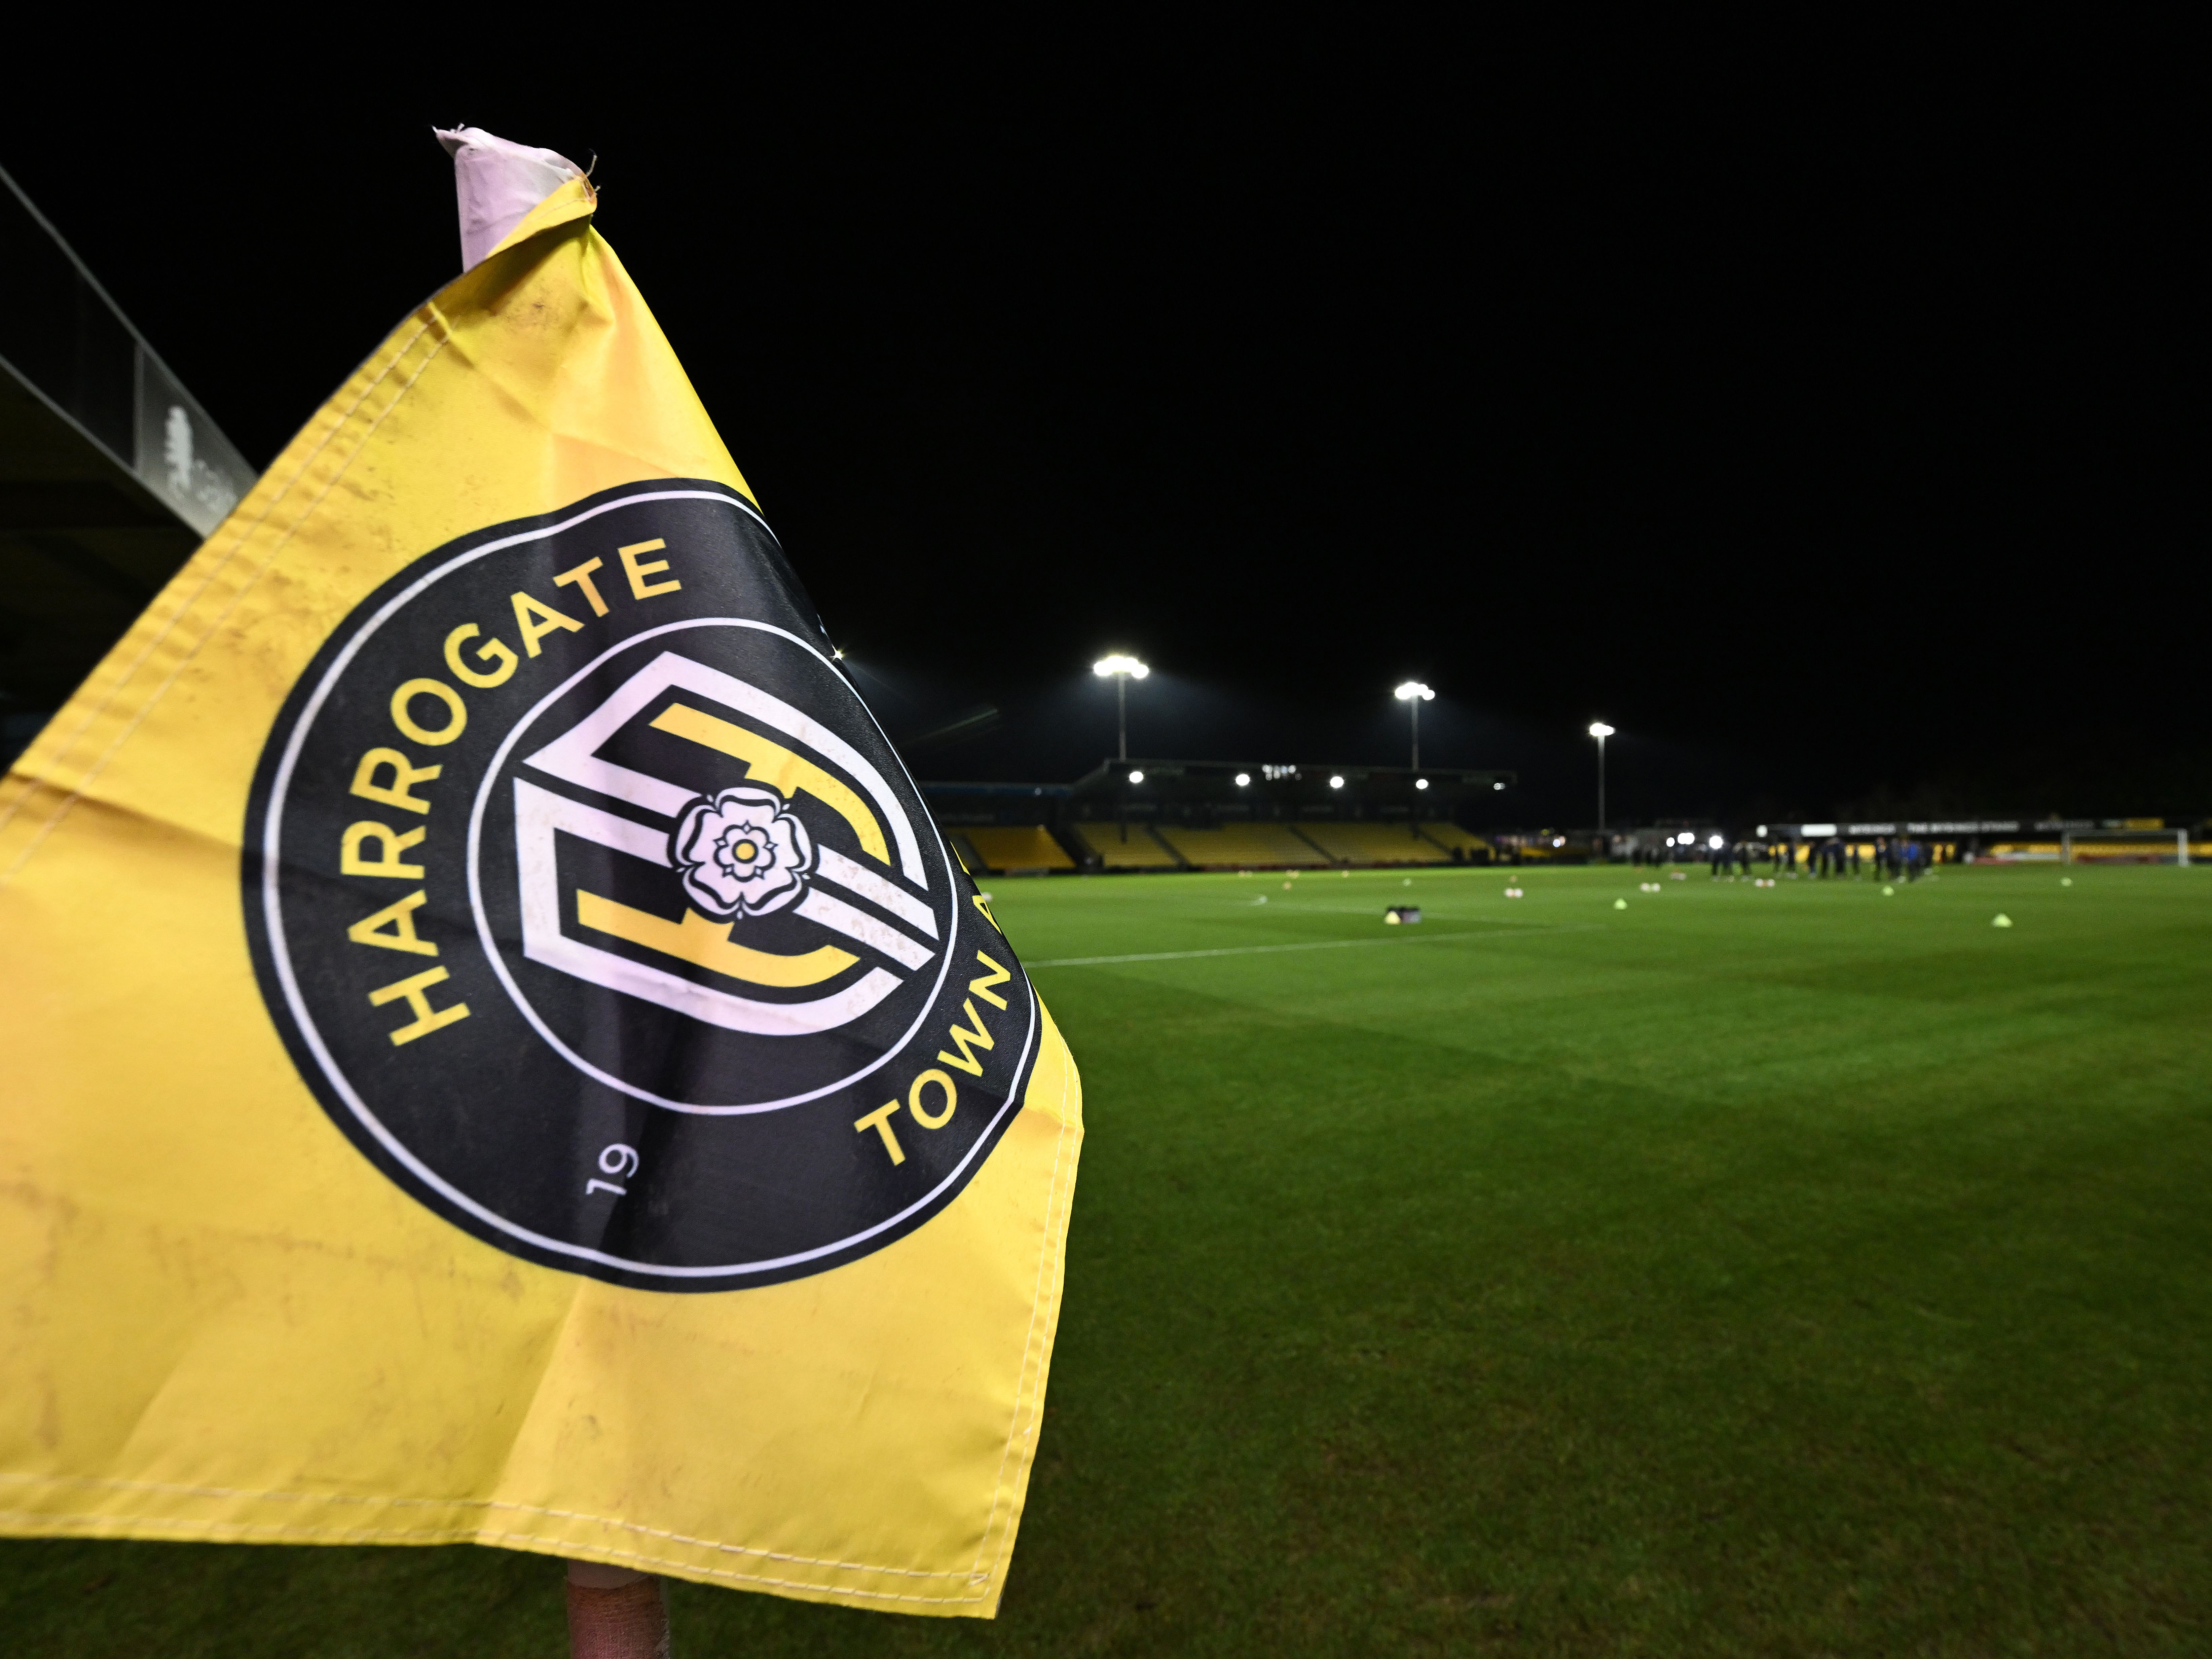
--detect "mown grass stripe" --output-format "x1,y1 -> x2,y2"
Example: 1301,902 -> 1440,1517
1027,924 -> 1595,968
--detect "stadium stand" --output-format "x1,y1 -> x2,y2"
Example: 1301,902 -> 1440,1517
1295,822 -> 1452,865
961,825 -> 1077,873
1073,822 -> 1184,869
1419,822 -> 1491,859
1980,842 -> 2062,862
1156,823 -> 1330,868
1,169 -> 259,772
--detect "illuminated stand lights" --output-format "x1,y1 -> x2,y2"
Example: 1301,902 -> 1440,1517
1055,667 -> 1513,870
1070,761 -> 1510,824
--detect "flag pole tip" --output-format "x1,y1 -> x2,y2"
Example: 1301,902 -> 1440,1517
433,126 -> 589,272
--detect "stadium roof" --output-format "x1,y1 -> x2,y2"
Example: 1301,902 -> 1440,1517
1,164 -> 257,760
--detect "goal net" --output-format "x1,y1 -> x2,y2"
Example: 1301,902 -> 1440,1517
2063,829 -> 2195,866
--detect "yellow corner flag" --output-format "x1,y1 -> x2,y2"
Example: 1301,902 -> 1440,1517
0,164 -> 1080,1617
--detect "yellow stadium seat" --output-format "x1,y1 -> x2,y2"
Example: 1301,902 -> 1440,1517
1072,822 -> 1184,869
1418,822 -> 1490,858
1155,823 -> 1329,867
960,825 -> 1076,873
1294,822 -> 1452,864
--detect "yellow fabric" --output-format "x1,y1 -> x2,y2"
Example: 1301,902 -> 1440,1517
0,179 -> 1081,1616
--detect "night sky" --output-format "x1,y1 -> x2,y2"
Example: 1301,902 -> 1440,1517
3,36 -> 2195,827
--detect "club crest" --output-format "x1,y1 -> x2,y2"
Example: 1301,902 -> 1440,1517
243,481 -> 1036,1290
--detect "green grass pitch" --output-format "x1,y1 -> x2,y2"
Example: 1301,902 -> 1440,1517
8,862 -> 2211,1654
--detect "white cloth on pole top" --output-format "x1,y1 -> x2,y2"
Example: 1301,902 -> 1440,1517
433,126 -> 585,271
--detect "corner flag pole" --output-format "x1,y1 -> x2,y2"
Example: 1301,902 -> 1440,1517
565,1560 -> 671,1659
437,124 -> 677,1659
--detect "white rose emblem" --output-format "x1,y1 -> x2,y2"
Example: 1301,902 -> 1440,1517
671,785 -> 815,919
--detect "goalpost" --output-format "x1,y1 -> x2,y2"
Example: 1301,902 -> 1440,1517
2060,828 -> 2193,866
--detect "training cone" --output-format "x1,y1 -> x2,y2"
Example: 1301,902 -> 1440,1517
1993,913 -> 2014,928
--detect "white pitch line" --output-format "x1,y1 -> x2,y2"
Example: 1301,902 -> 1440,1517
1027,924 -> 1600,969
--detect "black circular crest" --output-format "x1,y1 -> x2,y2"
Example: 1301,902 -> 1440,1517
243,480 -> 1036,1290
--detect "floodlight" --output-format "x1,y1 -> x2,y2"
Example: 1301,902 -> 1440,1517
1415,778 -> 1430,790
1329,775 -> 1344,788
1756,824 -> 1768,838
1094,654 -> 1150,760
1493,781 -> 1505,791
1234,772 -> 1250,787
1708,834 -> 1724,849
1394,683 -> 1434,766
1128,769 -> 1145,784
1553,836 -> 1565,848
1587,722 -> 1615,833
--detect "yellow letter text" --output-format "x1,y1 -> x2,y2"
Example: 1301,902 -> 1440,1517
367,966 -> 470,1045
347,889 -> 438,956
443,623 -> 518,689
555,557 -> 612,616
351,747 -> 441,814
619,538 -> 682,600
341,821 -> 427,879
854,1100 -> 906,1165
